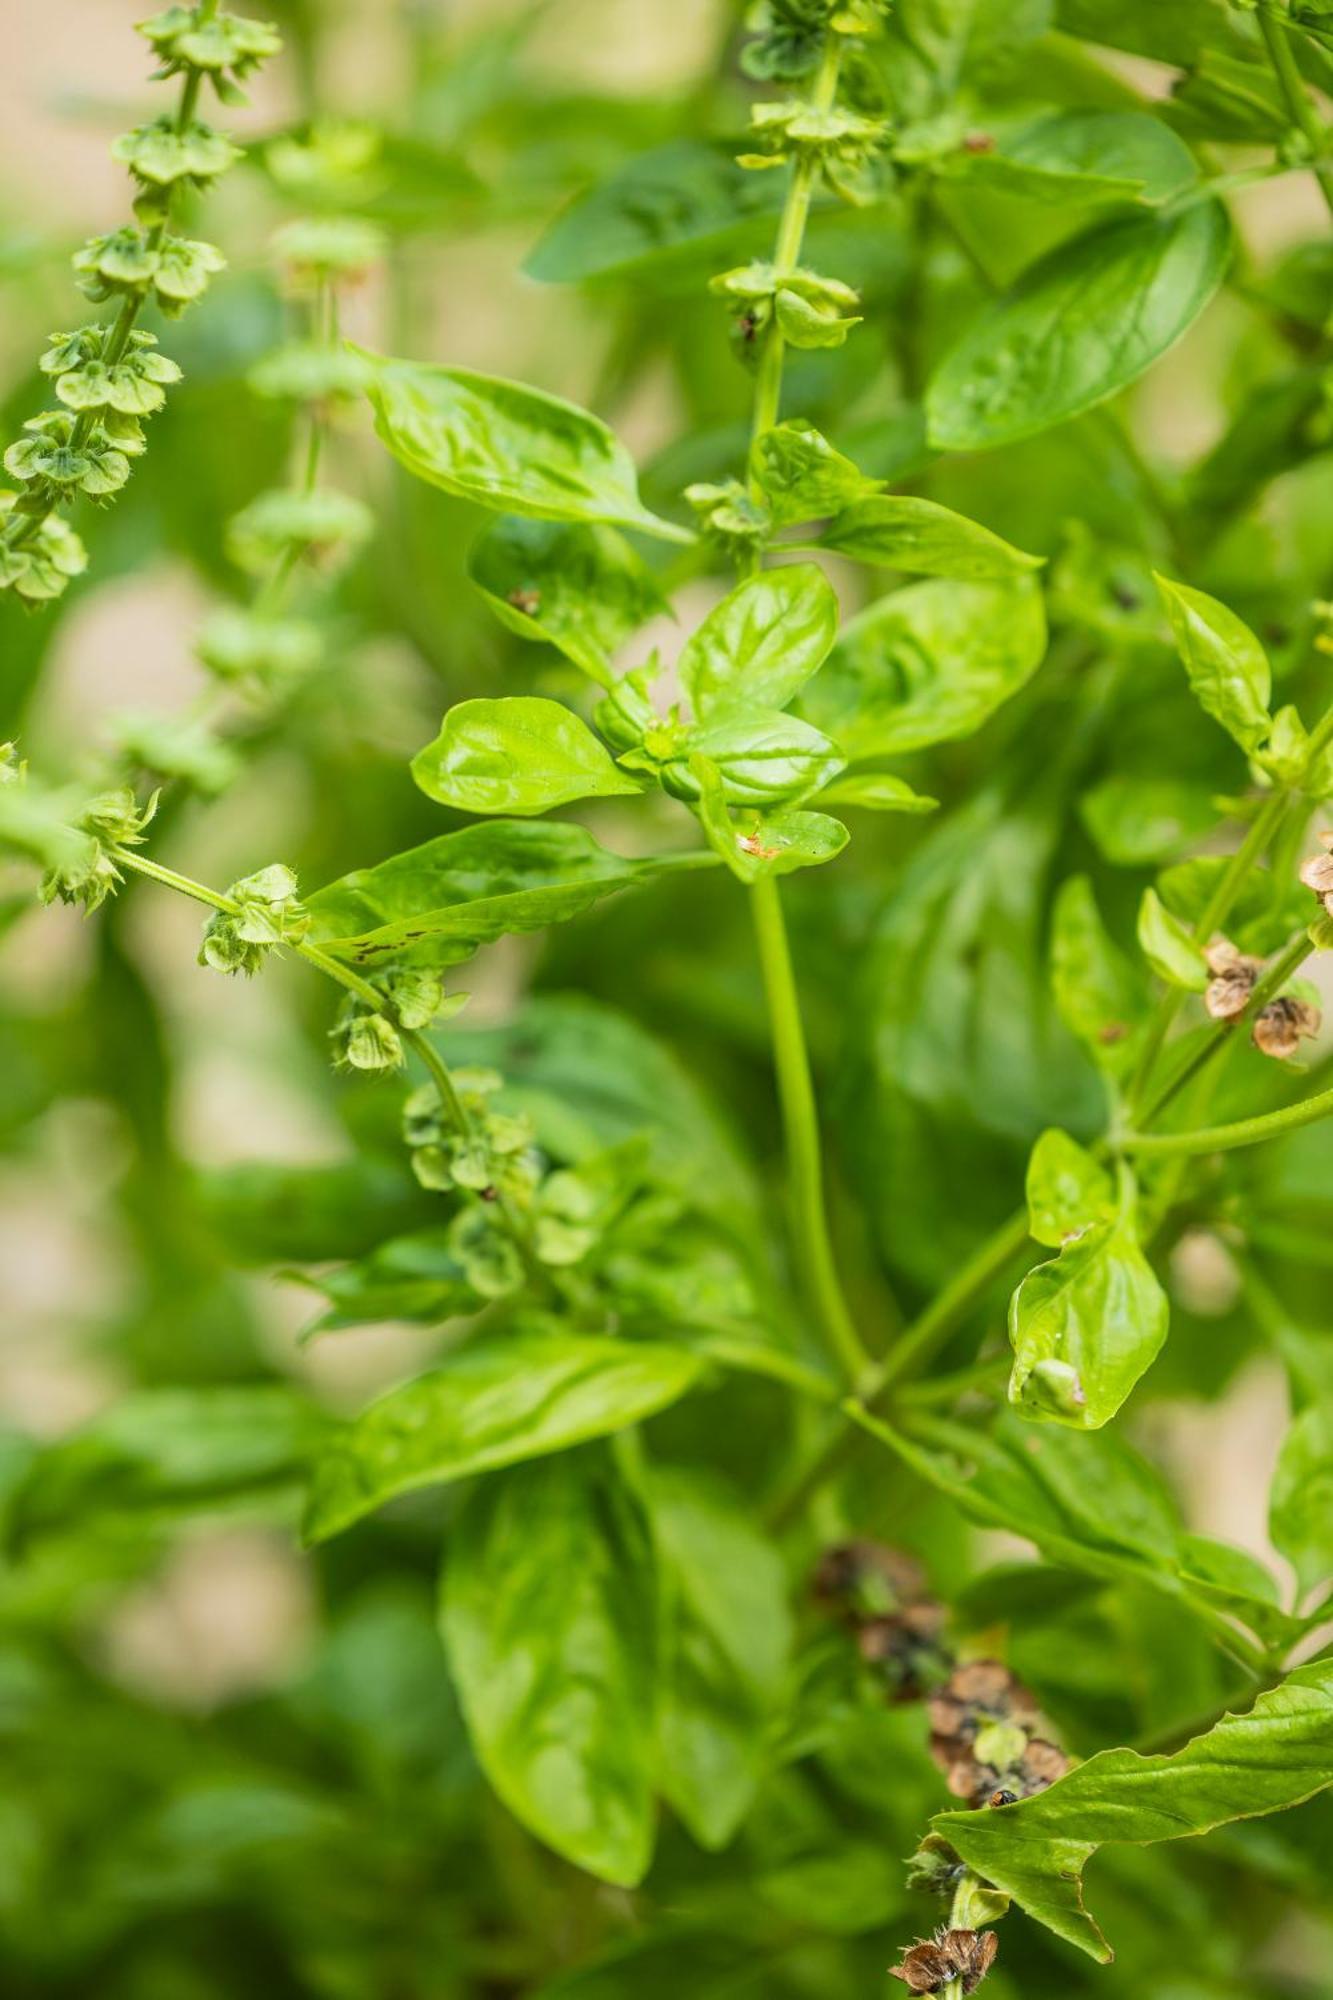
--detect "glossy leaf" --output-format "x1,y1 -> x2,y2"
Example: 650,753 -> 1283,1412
1025,1128 -> 1114,1248
303,1325 -> 705,1543
1008,1198 -> 1170,1428
650,1467 -> 792,1849
664,708 -> 845,807
360,350 -> 688,540
935,1661 -> 1333,1959
1154,574 -> 1273,754
441,1446 -> 659,1884
817,494 -> 1044,579
411,697 -> 642,816
927,203 -> 1231,451
467,517 -> 665,686
679,565 -> 839,718
799,576 -> 1047,758
750,420 -> 877,526
692,756 -> 847,882
309,820 -> 714,970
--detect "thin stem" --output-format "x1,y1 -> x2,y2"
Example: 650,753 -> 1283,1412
1121,1076 -> 1333,1158
750,875 -> 871,1386
1136,929 -> 1313,1128
1259,2 -> 1333,220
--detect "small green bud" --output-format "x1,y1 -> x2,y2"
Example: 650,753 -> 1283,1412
198,862 -> 309,976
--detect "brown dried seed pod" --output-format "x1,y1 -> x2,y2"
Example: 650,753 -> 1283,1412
1202,939 -> 1262,1022
891,1930 -> 998,1996
1299,849 -> 1333,898
811,1540 -> 924,1618
948,1660 -> 1014,1706
1252,995 -> 1321,1060
1020,1737 -> 1071,1788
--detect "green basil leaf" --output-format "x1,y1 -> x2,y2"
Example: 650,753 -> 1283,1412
411,697 -> 642,816
1154,574 -> 1273,754
1025,1128 -> 1114,1248
942,110 -> 1197,208
467,517 -> 664,687
360,349 -> 689,541
8,1387 -> 327,1546
1051,874 -> 1146,1075
1269,1403 -> 1333,1596
650,1467 -> 792,1850
1080,773 -> 1219,866
691,757 -> 848,882
1008,1199 -> 1170,1428
934,1661 -> 1333,1960
815,772 -> 939,813
667,708 -> 845,807
309,820 -> 713,970
441,1446 -> 659,1885
926,204 -> 1231,451
525,139 -> 786,287
1137,886 -> 1209,990
816,495 -> 1044,579
679,565 -> 839,718
750,420 -> 878,527
303,1325 -> 705,1544
799,576 -> 1046,757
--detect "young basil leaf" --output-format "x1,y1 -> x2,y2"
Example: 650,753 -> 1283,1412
926,204 -> 1231,451
679,564 -> 839,718
412,697 -> 642,816
1008,1195 -> 1170,1428
691,756 -> 848,882
1051,874 -> 1146,1075
934,1660 -> 1333,1961
359,349 -> 689,541
941,110 -> 1197,209
1025,1128 -> 1114,1248
816,495 -> 1044,580
308,820 -> 714,969
1269,1403 -> 1333,1597
441,1446 -> 659,1885
649,1466 -> 792,1850
524,139 -> 787,286
815,772 -> 938,813
467,517 -> 665,687
1154,574 -> 1273,754
799,576 -> 1046,757
8,1387 -> 328,1546
749,420 -> 879,527
1137,886 -> 1209,990
302,1325 -> 705,1544
665,708 -> 845,807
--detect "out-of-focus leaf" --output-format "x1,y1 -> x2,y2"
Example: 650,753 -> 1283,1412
1269,1403 -> 1333,1596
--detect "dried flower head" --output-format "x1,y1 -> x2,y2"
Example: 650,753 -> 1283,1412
1299,833 -> 1333,913
1252,994 -> 1321,1060
928,1659 -> 1069,1807
890,1929 -> 998,1996
1203,938 -> 1262,1022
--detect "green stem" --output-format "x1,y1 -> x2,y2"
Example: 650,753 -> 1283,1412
1259,2 -> 1333,220
750,875 -> 871,1386
1136,929 -> 1314,1128
1121,1076 -> 1333,1158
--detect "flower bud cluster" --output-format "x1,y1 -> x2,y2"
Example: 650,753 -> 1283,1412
329,969 -> 448,1075
0,4 -> 280,606
198,863 -> 309,976
38,788 -> 157,913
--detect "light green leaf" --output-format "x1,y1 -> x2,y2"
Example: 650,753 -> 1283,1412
441,1446 -> 659,1885
1154,574 -> 1273,754
1137,886 -> 1209,990
467,518 -> 665,687
1008,1193 -> 1169,1428
412,697 -> 642,816
691,756 -> 847,882
650,1467 -> 792,1850
663,709 -> 845,808
816,772 -> 939,813
679,565 -> 839,719
360,349 -> 688,540
817,494 -> 1044,579
308,820 -> 714,970
750,420 -> 878,527
799,576 -> 1046,758
1051,874 -> 1145,1074
1270,1403 -> 1333,1596
302,1325 -> 705,1544
927,203 -> 1231,451
943,110 -> 1197,208
934,1661 -> 1333,1959
1025,1128 -> 1114,1248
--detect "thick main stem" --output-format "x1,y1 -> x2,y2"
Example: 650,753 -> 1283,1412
751,875 -> 871,1385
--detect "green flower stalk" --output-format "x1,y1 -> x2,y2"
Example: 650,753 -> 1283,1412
0,1 -> 280,607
